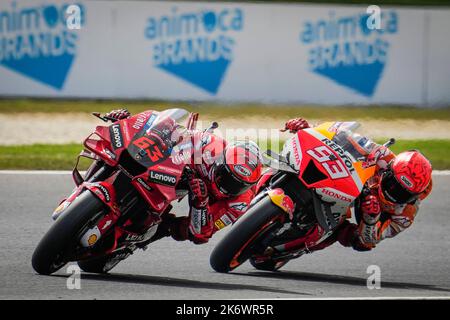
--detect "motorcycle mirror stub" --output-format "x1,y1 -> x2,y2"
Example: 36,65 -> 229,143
384,138 -> 396,148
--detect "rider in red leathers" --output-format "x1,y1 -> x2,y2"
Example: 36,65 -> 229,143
281,118 -> 433,253
105,109 -> 263,244
170,131 -> 263,244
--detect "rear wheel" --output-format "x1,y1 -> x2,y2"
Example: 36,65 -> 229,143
210,197 -> 285,273
31,191 -> 105,275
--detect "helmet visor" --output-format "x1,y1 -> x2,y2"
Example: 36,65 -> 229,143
381,171 -> 418,204
214,164 -> 253,197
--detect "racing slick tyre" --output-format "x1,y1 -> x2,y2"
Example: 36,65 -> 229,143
77,247 -> 131,274
249,257 -> 289,271
77,255 -> 111,274
32,191 -> 105,275
210,197 -> 284,273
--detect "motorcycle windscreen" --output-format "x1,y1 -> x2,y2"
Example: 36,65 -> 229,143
127,109 -> 188,168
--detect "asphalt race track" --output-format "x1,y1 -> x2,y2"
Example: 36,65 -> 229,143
1,172 -> 450,299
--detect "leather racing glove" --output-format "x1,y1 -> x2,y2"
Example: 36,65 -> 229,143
361,195 -> 381,225
189,178 -> 209,208
104,108 -> 131,122
283,118 -> 310,133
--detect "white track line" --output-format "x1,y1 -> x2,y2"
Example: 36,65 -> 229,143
1,170 -> 450,175
0,170 -> 78,175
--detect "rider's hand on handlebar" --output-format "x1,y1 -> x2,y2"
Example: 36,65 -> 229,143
364,145 -> 389,168
189,178 -> 209,208
282,118 -> 310,133
361,195 -> 381,225
104,108 -> 131,122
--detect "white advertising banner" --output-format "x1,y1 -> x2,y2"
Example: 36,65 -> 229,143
0,0 -> 449,106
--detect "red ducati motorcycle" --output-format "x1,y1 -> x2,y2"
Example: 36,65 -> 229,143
210,122 -> 394,272
32,108 -> 203,275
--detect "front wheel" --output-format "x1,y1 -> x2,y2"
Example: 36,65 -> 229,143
210,197 -> 285,273
78,253 -> 121,274
32,191 -> 105,275
249,257 -> 289,271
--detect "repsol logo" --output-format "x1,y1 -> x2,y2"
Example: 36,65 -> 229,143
321,138 -> 355,174
148,170 -> 177,186
110,124 -> 123,149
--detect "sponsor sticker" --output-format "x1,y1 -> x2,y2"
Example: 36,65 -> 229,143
220,214 -> 233,225
110,124 -> 124,149
214,219 -> 226,230
80,226 -> 101,247
190,207 -> 205,234
104,148 -> 116,160
229,202 -> 248,212
96,184 -> 111,202
136,177 -> 152,191
400,175 -> 414,189
143,114 -> 158,132
148,170 -> 177,186
234,165 -> 251,177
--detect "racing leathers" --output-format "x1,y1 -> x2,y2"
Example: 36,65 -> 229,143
335,151 -> 433,251
282,118 -> 433,252
169,131 -> 258,244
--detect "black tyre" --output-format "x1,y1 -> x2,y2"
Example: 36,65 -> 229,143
32,191 -> 105,275
210,197 -> 284,273
78,255 -> 113,274
249,257 -> 289,271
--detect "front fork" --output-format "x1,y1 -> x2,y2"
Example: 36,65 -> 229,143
52,162 -> 125,249
260,188 -> 324,260
249,188 -> 295,258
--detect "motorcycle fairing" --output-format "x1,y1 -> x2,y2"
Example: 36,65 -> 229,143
312,121 -> 376,186
279,123 -> 377,233
80,109 -> 190,215
295,129 -> 361,198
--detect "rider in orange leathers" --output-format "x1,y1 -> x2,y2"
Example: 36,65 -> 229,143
282,118 -> 433,252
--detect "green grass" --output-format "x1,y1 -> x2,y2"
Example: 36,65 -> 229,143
0,139 -> 448,170
383,139 -> 449,170
1,98 -> 450,120
0,144 -> 91,170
